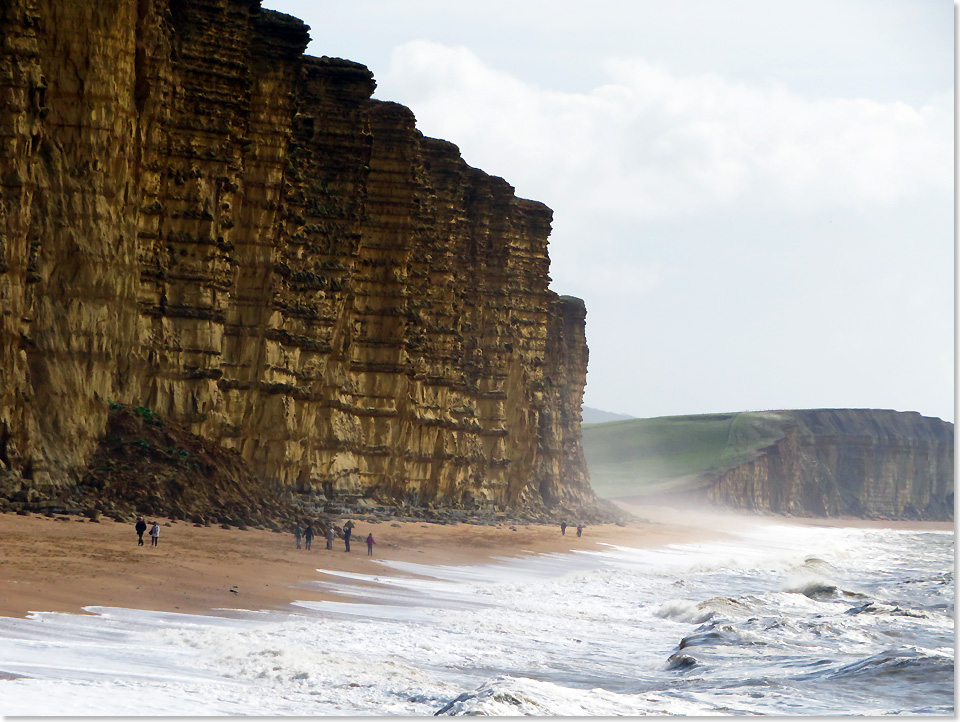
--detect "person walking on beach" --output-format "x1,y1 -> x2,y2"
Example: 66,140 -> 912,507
343,519 -> 355,552
560,521 -> 567,536
149,522 -> 160,547
366,533 -> 375,557
304,524 -> 314,551
294,524 -> 303,550
576,524 -> 583,538
135,516 -> 147,546
326,524 -> 335,550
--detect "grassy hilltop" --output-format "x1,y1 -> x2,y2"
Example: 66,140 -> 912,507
582,411 -> 790,499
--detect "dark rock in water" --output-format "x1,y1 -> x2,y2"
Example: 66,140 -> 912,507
434,692 -> 473,716
666,652 -> 698,671
678,631 -> 725,649
800,583 -> 839,599
846,601 -> 929,619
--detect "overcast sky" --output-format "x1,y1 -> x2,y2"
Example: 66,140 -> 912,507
264,0 -> 954,422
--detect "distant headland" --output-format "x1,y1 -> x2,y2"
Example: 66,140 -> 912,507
583,408 -> 954,521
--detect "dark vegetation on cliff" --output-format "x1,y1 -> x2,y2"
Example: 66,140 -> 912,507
584,409 -> 954,521
75,404 -> 295,528
0,404 -> 623,528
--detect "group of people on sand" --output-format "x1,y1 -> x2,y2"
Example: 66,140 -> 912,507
135,513 -> 579,553
132,513 -> 376,555
294,519 -> 376,556
134,516 -> 161,547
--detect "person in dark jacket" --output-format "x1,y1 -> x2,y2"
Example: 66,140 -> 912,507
366,533 -> 375,556
135,516 -> 147,546
304,524 -> 314,550
343,519 -> 355,552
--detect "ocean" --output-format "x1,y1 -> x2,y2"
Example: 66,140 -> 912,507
0,519 -> 953,716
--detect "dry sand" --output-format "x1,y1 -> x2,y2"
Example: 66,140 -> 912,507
1,504 -> 950,620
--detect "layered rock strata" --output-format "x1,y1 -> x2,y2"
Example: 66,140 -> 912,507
703,410 -> 953,520
587,409 -> 954,521
0,0 -> 602,516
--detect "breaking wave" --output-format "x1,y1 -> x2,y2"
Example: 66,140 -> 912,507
0,522 -> 952,716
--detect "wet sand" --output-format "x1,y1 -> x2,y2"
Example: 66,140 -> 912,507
0,504 -> 950,620
0,508 -> 716,619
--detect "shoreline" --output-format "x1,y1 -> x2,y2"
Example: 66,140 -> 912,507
0,508 -> 714,619
0,505 -> 952,620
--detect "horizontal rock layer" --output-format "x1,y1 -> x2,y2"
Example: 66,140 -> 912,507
703,409 -> 953,520
0,0 -> 601,515
584,409 -> 952,520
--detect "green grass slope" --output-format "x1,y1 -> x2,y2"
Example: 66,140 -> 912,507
582,411 -> 790,499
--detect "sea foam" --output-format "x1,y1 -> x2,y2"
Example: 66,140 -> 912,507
0,522 -> 953,716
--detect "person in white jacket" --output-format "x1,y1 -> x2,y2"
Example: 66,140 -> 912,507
149,523 -> 160,547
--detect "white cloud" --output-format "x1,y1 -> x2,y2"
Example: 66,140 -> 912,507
380,42 -> 952,220
376,40 -> 953,423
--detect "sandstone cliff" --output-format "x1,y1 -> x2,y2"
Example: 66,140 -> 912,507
705,410 -> 954,520
584,409 -> 954,521
0,0 -> 606,519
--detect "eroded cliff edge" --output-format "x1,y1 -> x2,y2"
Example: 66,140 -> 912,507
584,409 -> 953,521
705,410 -> 954,520
0,0 -> 608,519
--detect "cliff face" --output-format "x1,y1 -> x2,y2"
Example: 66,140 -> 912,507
583,409 -> 953,521
705,410 -> 954,520
0,0 -> 599,515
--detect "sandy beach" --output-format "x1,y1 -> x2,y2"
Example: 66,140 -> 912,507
0,504 -> 951,620
0,506 -> 708,619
